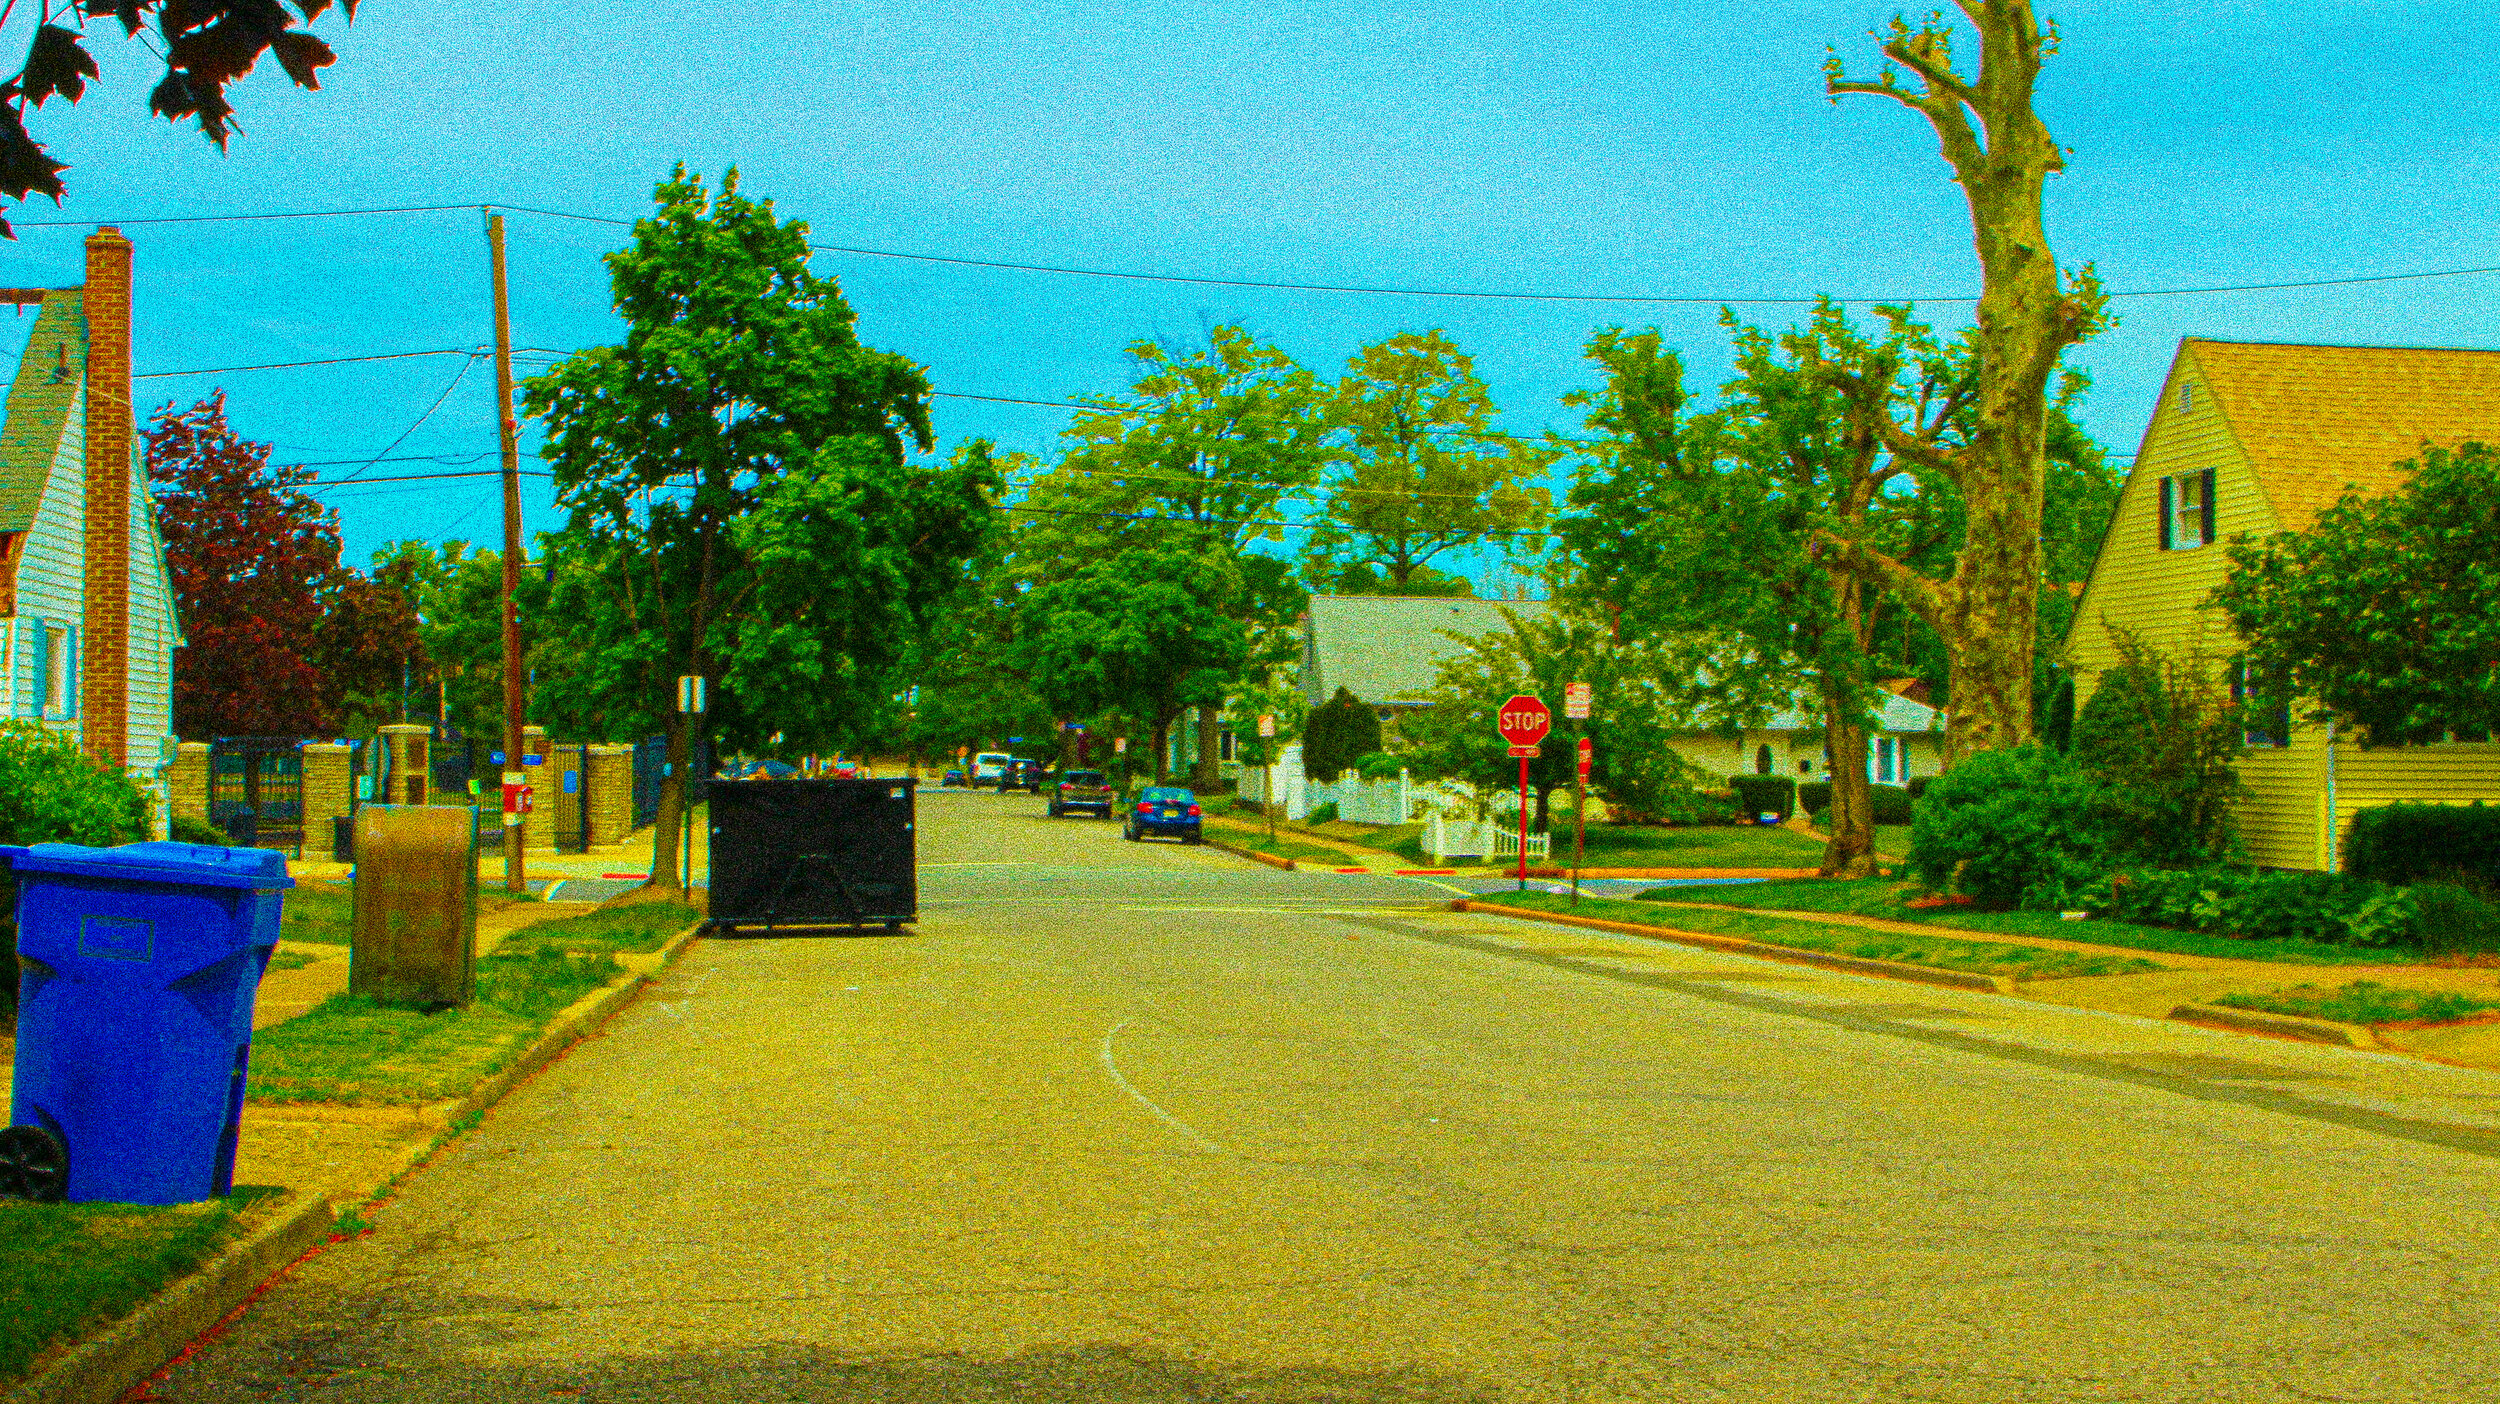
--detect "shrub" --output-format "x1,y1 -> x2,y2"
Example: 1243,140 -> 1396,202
2412,879 -> 2500,956
1350,751 -> 1404,782
1906,776 -> 1932,800
0,721 -> 153,1019
2093,866 -> 2418,947
169,814 -> 230,846
1798,781 -> 1913,823
1725,774 -> 1796,822
2069,629 -> 2246,866
1303,801 -> 1340,825
1302,687 -> 1383,781
2342,803 -> 2500,888
1907,745 -> 2112,909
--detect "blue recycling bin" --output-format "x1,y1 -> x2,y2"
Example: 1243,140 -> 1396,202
4,841 -> 293,1204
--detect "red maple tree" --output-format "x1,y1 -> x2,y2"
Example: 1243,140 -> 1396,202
148,391 -> 342,738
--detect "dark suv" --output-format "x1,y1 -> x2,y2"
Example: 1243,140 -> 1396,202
1049,770 -> 1117,818
1000,758 -> 1045,792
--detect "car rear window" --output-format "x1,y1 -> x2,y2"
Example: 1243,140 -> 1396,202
1141,787 -> 1194,802
1062,772 -> 1105,784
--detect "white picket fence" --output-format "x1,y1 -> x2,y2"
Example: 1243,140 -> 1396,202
1424,812 -> 1551,862
1239,753 -> 1428,825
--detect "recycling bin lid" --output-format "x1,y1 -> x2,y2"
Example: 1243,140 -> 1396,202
0,841 -> 295,889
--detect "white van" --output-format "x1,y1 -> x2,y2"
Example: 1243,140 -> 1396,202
971,752 -> 1014,786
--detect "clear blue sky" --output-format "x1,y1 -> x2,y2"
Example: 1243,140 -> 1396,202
4,0 -> 2491,574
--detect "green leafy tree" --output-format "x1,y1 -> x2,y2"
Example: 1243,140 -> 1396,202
2069,627 -> 2245,867
1018,325 -> 1330,785
1,1 -> 361,238
1302,330 -> 1553,594
1014,546 -> 1249,783
2212,442 -> 2500,745
1301,686 -> 1382,782
1821,3 -> 2110,759
523,166 -> 991,892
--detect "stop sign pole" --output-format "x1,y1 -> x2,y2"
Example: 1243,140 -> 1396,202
1497,693 -> 1552,890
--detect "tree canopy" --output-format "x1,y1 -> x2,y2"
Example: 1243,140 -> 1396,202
2,1 -> 360,237
1013,546 -> 1248,783
2213,442 -> 2500,746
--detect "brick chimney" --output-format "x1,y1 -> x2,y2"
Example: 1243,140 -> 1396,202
81,226 -> 132,770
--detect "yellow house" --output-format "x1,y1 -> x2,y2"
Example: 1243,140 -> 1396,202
2066,339 -> 2500,871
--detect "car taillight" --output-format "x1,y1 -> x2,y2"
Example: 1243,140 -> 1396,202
1059,783 -> 1070,791
1187,804 -> 1201,816
1137,802 -> 1153,814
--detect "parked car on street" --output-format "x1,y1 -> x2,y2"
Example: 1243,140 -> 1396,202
971,752 -> 1014,787
1002,757 -> 1045,792
1049,770 -> 1117,818
941,767 -> 968,787
1124,786 -> 1204,844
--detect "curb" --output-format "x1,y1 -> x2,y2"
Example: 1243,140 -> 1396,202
8,918 -> 709,1404
1520,866 -> 1827,880
415,918 -> 707,1130
1,1190 -> 333,1404
1205,839 -> 1296,872
2169,1002 -> 2381,1049
1456,899 -> 2016,995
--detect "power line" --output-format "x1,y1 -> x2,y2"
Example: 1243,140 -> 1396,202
9,201 -> 2495,305
992,502 -> 1559,539
328,354 -> 484,487
133,347 -> 488,379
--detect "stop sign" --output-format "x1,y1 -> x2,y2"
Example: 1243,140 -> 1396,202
1497,694 -> 1551,753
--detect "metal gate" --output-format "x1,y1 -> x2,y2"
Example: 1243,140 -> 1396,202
208,738 -> 306,856
548,742 -> 589,853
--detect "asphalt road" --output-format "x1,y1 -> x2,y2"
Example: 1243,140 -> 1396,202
153,790 -> 2500,1402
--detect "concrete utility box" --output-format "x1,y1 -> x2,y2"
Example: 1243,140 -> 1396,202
348,804 -> 477,1007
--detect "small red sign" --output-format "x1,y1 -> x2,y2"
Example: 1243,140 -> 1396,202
1497,694 -> 1551,748
1507,744 -> 1542,758
1576,735 -> 1593,779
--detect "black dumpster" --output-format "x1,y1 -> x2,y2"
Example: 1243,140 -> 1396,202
708,778 -> 916,933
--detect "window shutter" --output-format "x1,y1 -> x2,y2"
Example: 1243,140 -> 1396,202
64,625 -> 78,720
2158,476 -> 2174,550
27,617 -> 47,718
2200,467 -> 2218,545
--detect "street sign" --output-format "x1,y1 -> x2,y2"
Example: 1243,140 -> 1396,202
676,674 -> 706,714
1114,737 -> 1128,754
1507,744 -> 1541,758
1497,693 -> 1551,748
1258,714 -> 1276,738
1565,682 -> 1592,719
1576,735 -> 1594,779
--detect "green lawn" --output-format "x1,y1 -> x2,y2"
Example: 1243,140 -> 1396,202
1353,819 -> 1827,869
248,902 -> 699,1105
2216,981 -> 2500,1026
1481,889 -> 2161,981
1642,877 -> 2421,967
0,1187 -> 284,1387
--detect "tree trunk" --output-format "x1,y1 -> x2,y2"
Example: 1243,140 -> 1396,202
1150,715 -> 1172,784
1820,700 -> 1878,878
1193,706 -> 1220,790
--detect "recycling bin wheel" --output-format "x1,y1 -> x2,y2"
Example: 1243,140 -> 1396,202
0,1125 -> 68,1202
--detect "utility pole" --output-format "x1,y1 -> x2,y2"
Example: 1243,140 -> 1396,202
487,210 -> 528,896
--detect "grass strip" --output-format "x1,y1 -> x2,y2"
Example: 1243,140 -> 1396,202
1643,877 -> 2417,967
1222,832 -> 1367,868
1360,819 -> 1826,869
1485,889 -> 2162,981
0,1186 -> 284,1386
2214,980 -> 2500,1027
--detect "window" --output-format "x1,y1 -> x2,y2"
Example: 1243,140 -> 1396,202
1871,736 -> 1902,784
2176,381 -> 2195,415
1754,744 -> 1772,775
1218,729 -> 1235,762
43,625 -> 67,717
2159,468 -> 2218,550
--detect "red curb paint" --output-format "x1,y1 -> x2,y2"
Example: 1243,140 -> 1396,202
1395,869 -> 1457,876
599,872 -> 651,879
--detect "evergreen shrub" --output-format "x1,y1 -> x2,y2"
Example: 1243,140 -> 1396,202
2342,803 -> 2500,888
1798,781 -> 1913,824
1907,745 -> 2110,909
1725,775 -> 1796,821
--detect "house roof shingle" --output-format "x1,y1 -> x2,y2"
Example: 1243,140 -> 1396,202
2186,338 -> 2500,529
1302,595 -> 1553,706
0,289 -> 85,535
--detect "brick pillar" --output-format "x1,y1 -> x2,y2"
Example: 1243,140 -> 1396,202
375,723 -> 431,806
171,741 -> 210,830
522,724 -> 551,852
79,227 -> 132,769
585,744 -> 632,847
300,743 -> 351,860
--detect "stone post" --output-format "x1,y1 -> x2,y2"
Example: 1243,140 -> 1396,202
375,723 -> 431,807
522,724 -> 550,852
585,744 -> 633,848
299,742 -> 352,861
170,741 -> 211,831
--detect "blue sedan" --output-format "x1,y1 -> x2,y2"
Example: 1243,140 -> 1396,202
1123,786 -> 1204,844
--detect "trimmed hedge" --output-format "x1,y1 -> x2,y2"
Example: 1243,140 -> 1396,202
2342,802 -> 2500,888
1725,774 -> 1797,821
1798,781 -> 1914,824
2095,867 -> 2418,948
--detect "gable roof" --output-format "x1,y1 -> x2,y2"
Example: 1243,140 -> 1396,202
0,289 -> 85,534
1302,594 -> 1552,706
2185,339 -> 2500,529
